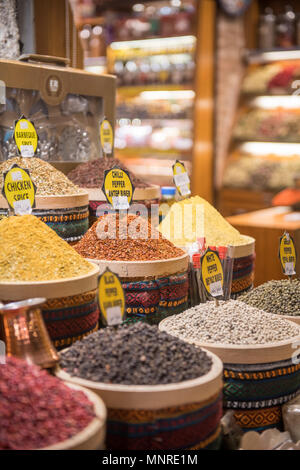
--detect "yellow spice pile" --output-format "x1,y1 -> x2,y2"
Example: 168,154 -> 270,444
0,157 -> 84,196
0,215 -> 94,281
159,195 -> 249,247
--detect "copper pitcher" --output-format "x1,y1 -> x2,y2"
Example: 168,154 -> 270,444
0,298 -> 59,369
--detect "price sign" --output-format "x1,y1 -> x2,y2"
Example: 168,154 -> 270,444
172,160 -> 191,197
100,118 -> 113,155
279,232 -> 297,276
201,249 -> 224,298
14,116 -> 38,157
103,167 -> 134,210
98,268 -> 126,326
2,164 -> 36,215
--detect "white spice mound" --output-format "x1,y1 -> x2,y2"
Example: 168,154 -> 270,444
161,300 -> 300,345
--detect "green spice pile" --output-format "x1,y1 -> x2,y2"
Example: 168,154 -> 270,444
67,156 -> 148,189
0,157 -> 84,196
0,214 -> 95,281
60,322 -> 212,385
0,356 -> 95,450
161,300 -> 300,345
74,213 -> 184,261
240,279 -> 300,317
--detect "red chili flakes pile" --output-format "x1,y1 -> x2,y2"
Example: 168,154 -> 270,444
74,213 -> 185,261
0,356 -> 95,450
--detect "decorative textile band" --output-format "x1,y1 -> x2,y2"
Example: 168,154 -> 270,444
122,272 -> 189,325
223,357 -> 300,432
233,406 -> 282,432
42,289 -> 99,350
225,391 -> 299,410
106,391 -> 223,450
231,254 -> 255,298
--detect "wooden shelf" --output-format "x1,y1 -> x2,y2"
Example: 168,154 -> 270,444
217,187 -> 275,217
116,147 -> 192,157
76,16 -> 105,28
116,84 -> 194,98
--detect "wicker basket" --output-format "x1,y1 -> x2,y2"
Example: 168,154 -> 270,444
56,350 -> 223,450
87,254 -> 189,324
159,318 -> 300,433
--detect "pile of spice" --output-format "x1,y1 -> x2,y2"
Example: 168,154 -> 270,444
0,214 -> 95,281
67,156 -> 149,189
159,195 -> 250,247
60,322 -> 212,385
74,213 -> 184,261
161,300 -> 300,345
0,157 -> 84,196
0,356 -> 95,450
240,279 -> 300,317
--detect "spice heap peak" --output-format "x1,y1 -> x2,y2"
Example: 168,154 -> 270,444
159,195 -> 250,247
0,214 -> 95,281
68,156 -> 149,189
74,213 -> 184,261
0,157 -> 84,196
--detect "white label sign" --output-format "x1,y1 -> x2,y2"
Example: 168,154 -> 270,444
13,199 -> 32,215
106,306 -> 123,326
20,144 -> 34,157
210,281 -> 223,297
112,195 -> 130,210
